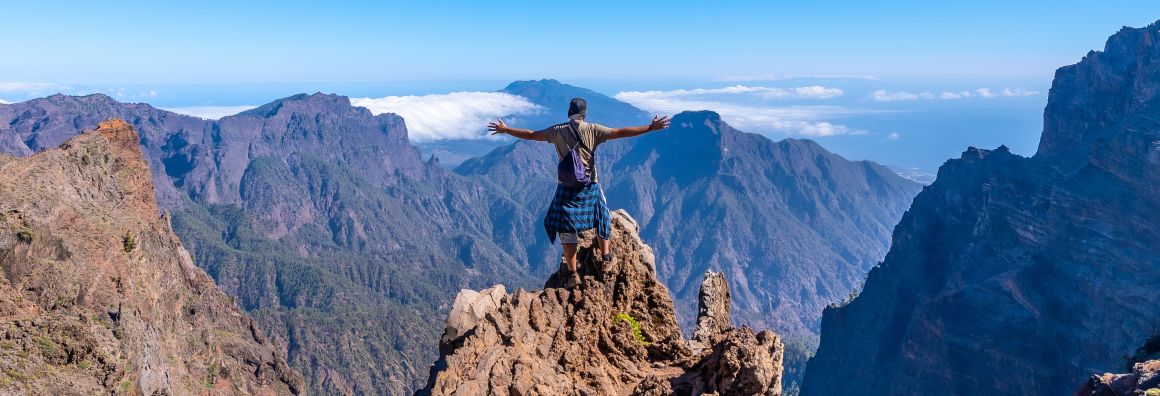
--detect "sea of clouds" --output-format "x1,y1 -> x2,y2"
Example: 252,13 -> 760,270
352,92 -> 541,142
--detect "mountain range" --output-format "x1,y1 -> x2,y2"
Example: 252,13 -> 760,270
802,21 -> 1160,396
1,91 -> 542,395
0,79 -> 920,394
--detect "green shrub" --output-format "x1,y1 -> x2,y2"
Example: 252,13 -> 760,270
1145,388 -> 1160,396
2,368 -> 24,381
16,229 -> 33,244
613,313 -> 648,346
35,335 -> 57,357
122,232 -> 137,253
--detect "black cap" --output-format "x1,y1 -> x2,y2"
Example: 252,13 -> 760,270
567,97 -> 587,120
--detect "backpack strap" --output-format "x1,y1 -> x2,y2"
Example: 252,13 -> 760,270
566,120 -> 590,152
566,120 -> 596,177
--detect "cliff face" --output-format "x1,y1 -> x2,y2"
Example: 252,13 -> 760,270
422,210 -> 783,395
0,120 -> 303,394
802,22 -> 1160,396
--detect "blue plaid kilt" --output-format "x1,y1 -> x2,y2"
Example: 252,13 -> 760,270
544,182 -> 611,244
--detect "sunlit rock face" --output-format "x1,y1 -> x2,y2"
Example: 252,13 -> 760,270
803,21 -> 1160,396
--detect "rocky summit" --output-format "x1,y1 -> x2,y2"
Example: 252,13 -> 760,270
802,21 -> 1160,396
417,210 -> 779,394
421,210 -> 783,396
0,120 -> 303,394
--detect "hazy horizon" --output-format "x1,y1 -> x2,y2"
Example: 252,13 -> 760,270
0,76 -> 1048,173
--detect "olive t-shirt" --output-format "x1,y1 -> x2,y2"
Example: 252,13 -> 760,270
537,120 -> 613,183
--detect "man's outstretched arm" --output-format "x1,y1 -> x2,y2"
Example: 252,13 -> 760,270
488,118 -> 548,141
608,115 -> 671,140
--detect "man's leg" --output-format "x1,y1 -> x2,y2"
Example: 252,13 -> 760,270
563,242 -> 578,273
596,189 -> 613,261
559,232 -> 582,288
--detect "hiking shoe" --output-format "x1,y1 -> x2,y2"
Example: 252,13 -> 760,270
601,253 -> 615,263
565,273 -> 582,289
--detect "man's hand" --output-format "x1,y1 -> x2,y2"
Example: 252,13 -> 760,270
647,115 -> 671,132
487,118 -> 547,141
488,118 -> 510,135
609,115 -> 673,140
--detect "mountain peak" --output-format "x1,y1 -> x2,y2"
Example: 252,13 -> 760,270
95,118 -> 138,148
502,78 -> 566,91
1037,18 -> 1160,171
237,92 -> 359,118
663,111 -> 734,144
39,93 -> 138,108
499,79 -> 651,127
672,110 -> 724,123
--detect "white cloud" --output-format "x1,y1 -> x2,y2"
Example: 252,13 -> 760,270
162,105 -> 257,120
871,87 -> 1040,102
999,88 -> 1038,97
0,98 -> 10,104
940,91 -> 972,99
351,92 -> 542,142
871,90 -> 921,101
717,74 -> 880,82
887,132 -> 901,141
616,87 -> 874,137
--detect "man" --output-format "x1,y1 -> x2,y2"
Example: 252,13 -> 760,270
487,98 -> 670,288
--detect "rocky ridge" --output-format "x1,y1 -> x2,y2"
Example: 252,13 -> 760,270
422,210 -> 783,395
0,120 -> 303,394
802,21 -> 1160,396
1076,360 -> 1160,396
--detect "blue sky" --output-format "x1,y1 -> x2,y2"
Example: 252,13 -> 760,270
2,1 -> 1159,173
4,1 -> 1158,83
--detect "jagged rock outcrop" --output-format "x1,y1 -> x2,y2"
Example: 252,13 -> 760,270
690,271 -> 729,353
1075,360 -> 1160,396
802,21 -> 1160,396
421,210 -> 783,395
441,285 -> 507,347
0,120 -> 303,394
